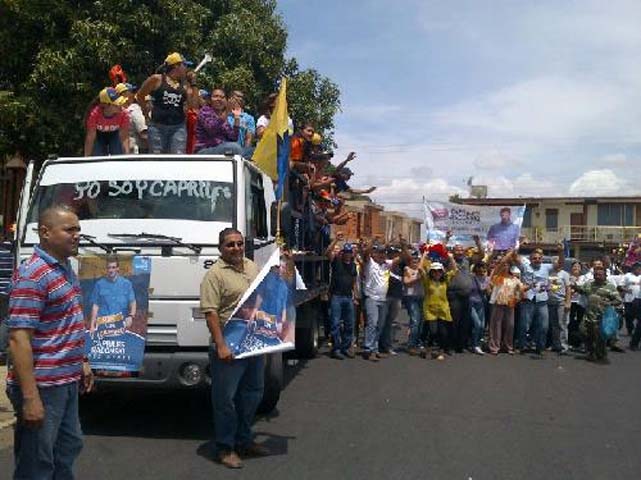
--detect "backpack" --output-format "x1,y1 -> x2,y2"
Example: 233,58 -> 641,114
600,306 -> 619,340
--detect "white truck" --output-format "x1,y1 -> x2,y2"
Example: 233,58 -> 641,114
14,153 -> 328,412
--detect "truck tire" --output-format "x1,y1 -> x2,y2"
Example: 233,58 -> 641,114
295,303 -> 319,358
258,352 -> 283,414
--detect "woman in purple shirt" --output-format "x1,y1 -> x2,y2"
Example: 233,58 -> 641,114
195,88 -> 243,155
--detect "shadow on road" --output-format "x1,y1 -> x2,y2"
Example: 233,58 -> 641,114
80,357 -> 312,440
196,430 -> 297,463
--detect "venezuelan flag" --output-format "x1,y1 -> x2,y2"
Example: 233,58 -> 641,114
253,79 -> 290,200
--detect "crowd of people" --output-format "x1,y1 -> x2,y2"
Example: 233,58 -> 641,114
83,51 -> 374,252
325,232 -> 641,364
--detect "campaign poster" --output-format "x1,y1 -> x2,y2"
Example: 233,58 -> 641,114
424,199 -> 526,250
224,248 -> 296,359
78,254 -> 151,374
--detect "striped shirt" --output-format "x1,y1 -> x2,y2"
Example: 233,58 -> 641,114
7,245 -> 85,387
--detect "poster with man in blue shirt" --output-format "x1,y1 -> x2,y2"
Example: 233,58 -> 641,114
223,248 -> 297,359
487,207 -> 521,251
80,255 -> 151,373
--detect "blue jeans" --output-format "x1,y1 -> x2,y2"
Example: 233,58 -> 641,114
470,301 -> 486,348
379,298 -> 401,352
92,131 -> 123,155
148,122 -> 186,154
7,382 -> 83,480
209,346 -> 265,452
363,298 -> 388,353
404,296 -> 424,348
330,295 -> 355,353
198,142 -> 244,156
518,301 -> 549,351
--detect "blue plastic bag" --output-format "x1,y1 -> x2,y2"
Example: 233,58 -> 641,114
600,305 -> 619,340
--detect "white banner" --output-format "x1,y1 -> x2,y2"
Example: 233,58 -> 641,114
424,199 -> 526,250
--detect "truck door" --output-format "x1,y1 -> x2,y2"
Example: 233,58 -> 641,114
244,167 -> 272,265
14,160 -> 35,262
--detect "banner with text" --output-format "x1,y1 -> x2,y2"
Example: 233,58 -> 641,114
424,199 -> 526,250
79,254 -> 151,374
224,248 -> 296,359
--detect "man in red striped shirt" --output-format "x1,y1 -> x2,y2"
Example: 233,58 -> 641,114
6,205 -> 94,479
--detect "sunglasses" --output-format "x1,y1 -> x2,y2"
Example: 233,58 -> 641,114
225,241 -> 244,248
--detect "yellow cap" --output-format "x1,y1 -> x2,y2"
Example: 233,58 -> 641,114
99,87 -> 127,106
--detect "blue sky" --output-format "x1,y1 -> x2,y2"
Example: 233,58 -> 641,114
278,0 -> 641,219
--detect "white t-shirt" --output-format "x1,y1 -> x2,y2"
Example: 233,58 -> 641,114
256,115 -> 294,134
363,258 -> 392,301
621,272 -> 641,303
127,103 -> 148,153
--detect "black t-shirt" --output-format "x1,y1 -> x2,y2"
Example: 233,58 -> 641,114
330,258 -> 357,296
387,264 -> 403,299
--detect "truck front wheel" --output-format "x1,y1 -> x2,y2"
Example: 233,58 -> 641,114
295,302 -> 319,358
258,352 -> 283,414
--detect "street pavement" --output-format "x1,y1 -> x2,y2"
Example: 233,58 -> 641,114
1,324 -> 641,479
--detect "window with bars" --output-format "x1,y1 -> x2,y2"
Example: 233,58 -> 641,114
597,203 -> 635,226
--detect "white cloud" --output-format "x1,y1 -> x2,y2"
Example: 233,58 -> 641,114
372,177 -> 465,203
473,149 -> 522,170
568,169 -> 638,196
600,153 -> 631,167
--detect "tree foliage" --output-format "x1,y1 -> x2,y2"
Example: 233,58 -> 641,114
0,0 -> 341,160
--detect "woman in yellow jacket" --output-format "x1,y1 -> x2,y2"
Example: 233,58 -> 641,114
419,252 -> 458,359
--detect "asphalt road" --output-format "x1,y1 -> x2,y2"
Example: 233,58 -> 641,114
2,320 -> 641,480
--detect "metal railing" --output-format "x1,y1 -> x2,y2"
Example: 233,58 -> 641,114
521,225 -> 641,243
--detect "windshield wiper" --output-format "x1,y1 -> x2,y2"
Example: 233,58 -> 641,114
107,232 -> 202,254
79,234 -> 114,253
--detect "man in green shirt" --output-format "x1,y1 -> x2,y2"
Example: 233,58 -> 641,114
573,265 -> 622,363
200,228 -> 269,468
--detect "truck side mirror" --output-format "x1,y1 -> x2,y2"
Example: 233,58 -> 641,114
270,201 -> 291,240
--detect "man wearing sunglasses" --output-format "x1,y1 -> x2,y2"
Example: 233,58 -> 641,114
200,228 -> 269,469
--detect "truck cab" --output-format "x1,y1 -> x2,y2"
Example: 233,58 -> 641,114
15,153 -> 295,410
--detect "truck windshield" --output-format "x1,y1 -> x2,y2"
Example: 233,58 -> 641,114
23,159 -> 236,246
27,179 -> 234,223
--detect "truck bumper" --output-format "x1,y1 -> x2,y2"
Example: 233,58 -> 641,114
95,351 -> 210,390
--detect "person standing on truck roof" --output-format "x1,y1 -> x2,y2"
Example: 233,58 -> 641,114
84,87 -> 130,156
200,228 -> 271,469
116,82 -> 148,154
6,205 -> 94,479
136,52 -> 196,154
195,88 -> 244,156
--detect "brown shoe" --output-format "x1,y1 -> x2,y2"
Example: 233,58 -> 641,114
407,347 -> 419,356
238,442 -> 271,458
343,349 -> 356,359
376,352 -> 389,359
362,352 -> 379,362
218,450 -> 243,469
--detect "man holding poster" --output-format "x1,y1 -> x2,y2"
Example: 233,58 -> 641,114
200,228 -> 270,469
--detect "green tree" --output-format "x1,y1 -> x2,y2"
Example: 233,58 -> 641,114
0,0 -> 340,160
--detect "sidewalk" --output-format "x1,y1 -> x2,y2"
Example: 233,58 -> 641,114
0,365 -> 15,430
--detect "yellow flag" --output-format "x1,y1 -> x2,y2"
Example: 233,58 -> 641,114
253,79 -> 289,180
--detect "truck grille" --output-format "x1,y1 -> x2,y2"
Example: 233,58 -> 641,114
147,324 -> 178,345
